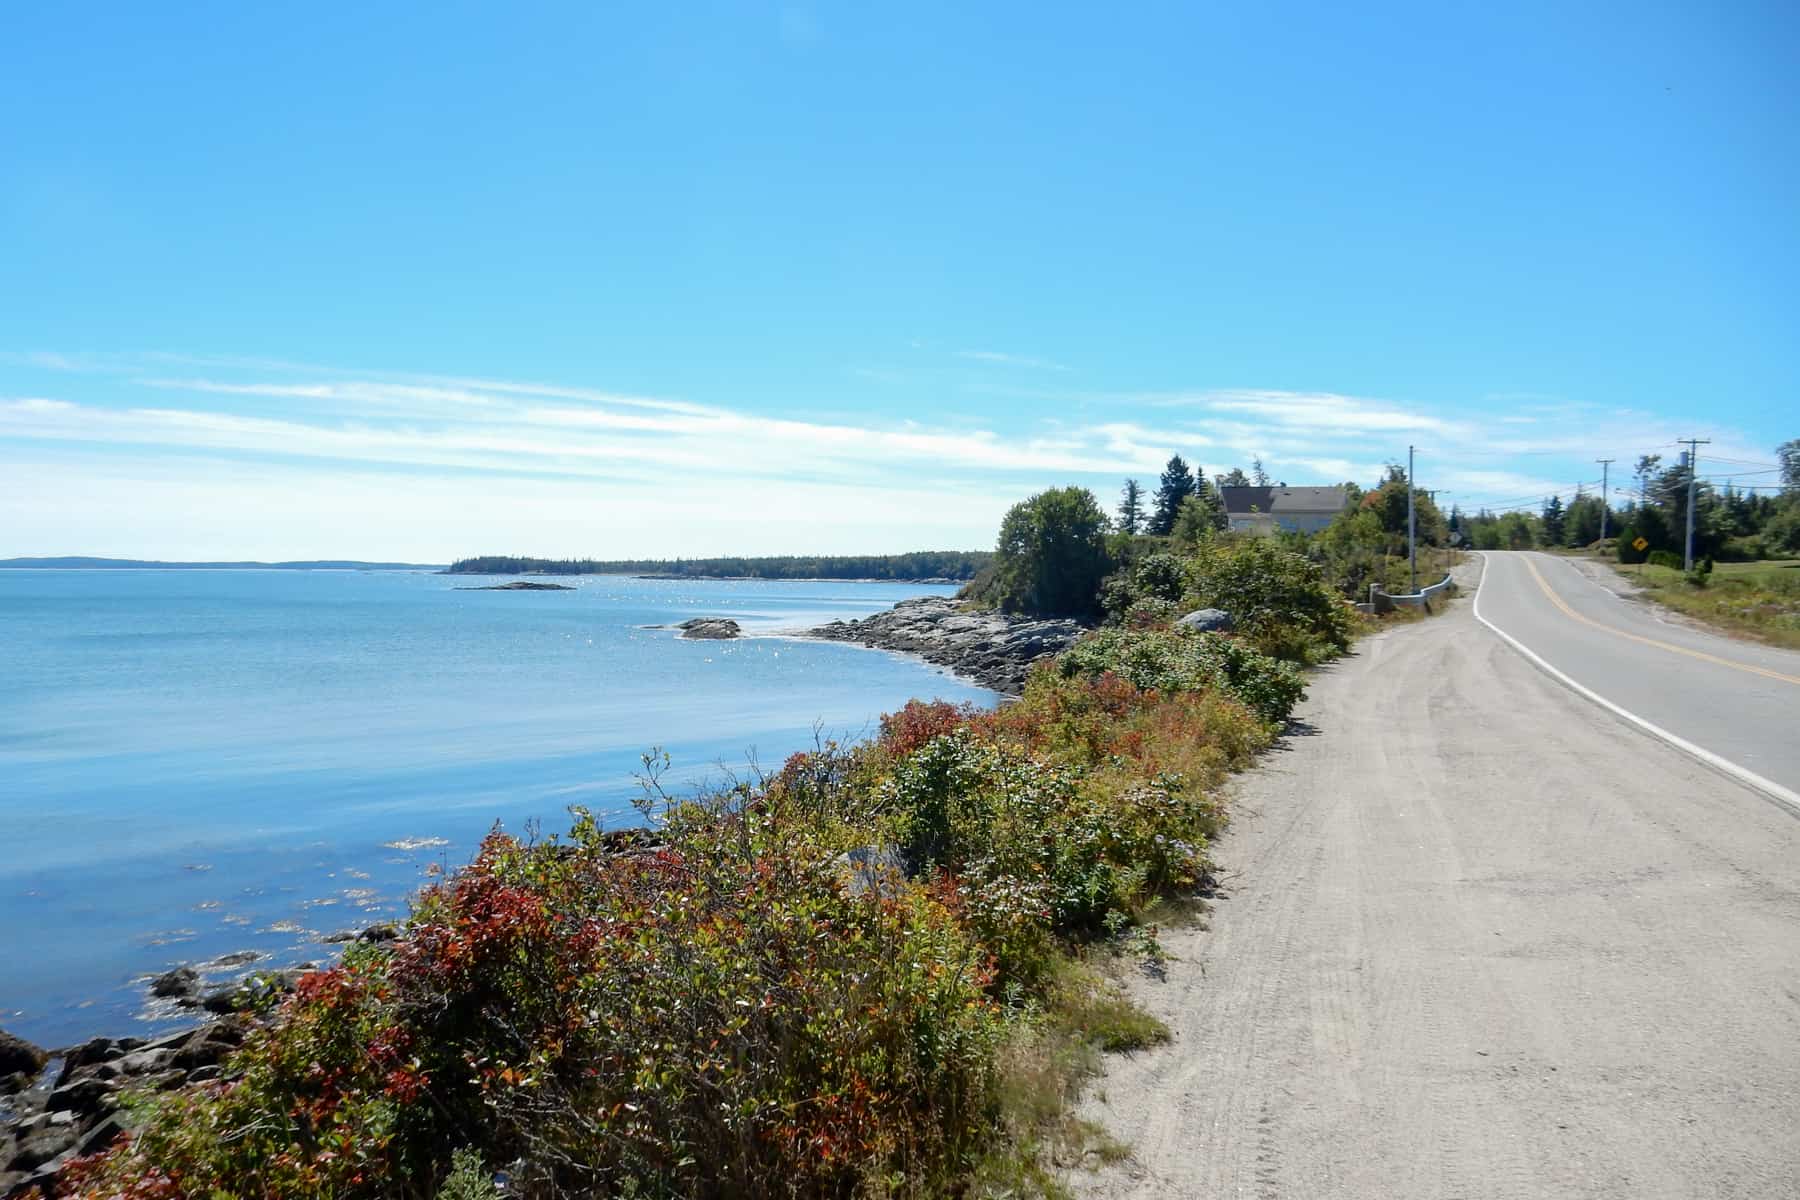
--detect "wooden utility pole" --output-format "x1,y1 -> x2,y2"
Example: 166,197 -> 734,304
1597,459 -> 1614,543
1679,439 -> 1710,571
1407,445 -> 1417,594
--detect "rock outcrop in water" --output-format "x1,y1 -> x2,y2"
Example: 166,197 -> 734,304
453,580 -> 575,591
676,618 -> 742,640
808,596 -> 1087,695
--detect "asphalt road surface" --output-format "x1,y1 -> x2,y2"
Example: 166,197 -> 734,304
1474,551 -> 1800,807
1072,556 -> 1800,1199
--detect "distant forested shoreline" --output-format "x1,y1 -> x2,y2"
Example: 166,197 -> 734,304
445,551 -> 992,581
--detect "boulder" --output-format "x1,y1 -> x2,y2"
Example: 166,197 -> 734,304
5,1124 -> 77,1172
75,1114 -> 126,1158
835,846 -> 907,898
676,617 -> 742,640
116,1048 -> 177,1077
199,986 -> 245,1015
0,1032 -> 46,1085
149,966 -> 199,999
208,950 -> 262,968
1176,608 -> 1234,633
45,1076 -> 112,1118
55,1039 -> 121,1086
170,1019 -> 248,1071
358,923 -> 400,943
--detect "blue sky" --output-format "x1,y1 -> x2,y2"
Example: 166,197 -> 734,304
3,2 -> 1794,559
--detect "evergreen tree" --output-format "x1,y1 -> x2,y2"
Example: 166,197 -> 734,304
1118,479 -> 1145,535
1541,496 -> 1566,545
1149,455 -> 1197,536
1565,494 -> 1604,546
1172,492 -> 1225,544
1778,439 -> 1800,490
1192,471 -> 1229,532
1215,466 -> 1251,489
1633,454 -> 1662,506
1251,457 -> 1271,487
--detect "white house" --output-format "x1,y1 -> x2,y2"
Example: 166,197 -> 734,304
1219,486 -> 1348,535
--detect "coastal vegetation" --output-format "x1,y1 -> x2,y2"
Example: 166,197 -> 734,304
1429,438 -> 1799,644
445,553 -> 991,582
1611,558 -> 1800,650
1451,438 -> 1798,564
59,478 -> 1361,1200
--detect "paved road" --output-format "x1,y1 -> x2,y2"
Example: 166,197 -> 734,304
1473,551 -> 1800,806
1073,559 -> 1800,1199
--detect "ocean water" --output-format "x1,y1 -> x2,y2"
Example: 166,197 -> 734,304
0,570 -> 993,1046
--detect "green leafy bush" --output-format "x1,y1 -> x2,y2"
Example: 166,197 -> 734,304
1099,552 -> 1189,623
1617,527 -> 1648,563
1648,549 -> 1683,570
1056,627 -> 1304,724
1185,538 -> 1352,663
884,733 -> 1211,963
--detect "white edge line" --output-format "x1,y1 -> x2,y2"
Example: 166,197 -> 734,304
1472,552 -> 1800,816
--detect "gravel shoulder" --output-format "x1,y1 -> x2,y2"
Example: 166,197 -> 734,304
1068,580 -> 1800,1199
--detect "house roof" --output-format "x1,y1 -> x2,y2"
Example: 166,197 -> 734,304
1219,486 -> 1347,516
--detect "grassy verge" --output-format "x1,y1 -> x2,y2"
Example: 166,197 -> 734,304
64,623 -> 1313,1200
1607,558 -> 1800,650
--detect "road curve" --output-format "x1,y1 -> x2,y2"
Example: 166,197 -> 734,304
1473,551 -> 1800,808
1071,560 -> 1800,1199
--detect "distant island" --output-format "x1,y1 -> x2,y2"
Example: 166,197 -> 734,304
0,557 -> 444,571
453,580 -> 575,591
444,551 -> 992,582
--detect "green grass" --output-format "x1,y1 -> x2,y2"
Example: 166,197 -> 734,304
1610,558 -> 1800,649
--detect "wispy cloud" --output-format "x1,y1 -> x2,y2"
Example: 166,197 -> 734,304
956,350 -> 1072,372
1,351 -> 1775,554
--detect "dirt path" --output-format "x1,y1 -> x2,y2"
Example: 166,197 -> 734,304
1070,563 -> 1800,1199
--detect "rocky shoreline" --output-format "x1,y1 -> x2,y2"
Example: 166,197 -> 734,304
806,596 -> 1089,695
0,602 -> 1077,1191
0,921 -> 403,1198
0,828 -> 671,1197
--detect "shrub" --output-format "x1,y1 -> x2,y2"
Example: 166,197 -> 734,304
72,819 -> 1005,1200
1648,549 -> 1684,570
1721,535 -> 1766,562
878,698 -> 982,759
1765,506 -> 1800,556
1057,627 -> 1305,724
1099,552 -> 1190,623
1185,539 -> 1352,662
884,733 -> 1212,963
1617,527 -> 1647,564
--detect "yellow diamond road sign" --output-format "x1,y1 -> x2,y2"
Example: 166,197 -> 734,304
1633,536 -> 1649,552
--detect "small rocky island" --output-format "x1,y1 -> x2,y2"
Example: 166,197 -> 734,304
675,617 -> 742,640
808,596 -> 1088,694
453,580 -> 575,591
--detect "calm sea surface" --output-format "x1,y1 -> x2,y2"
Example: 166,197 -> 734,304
0,570 -> 993,1045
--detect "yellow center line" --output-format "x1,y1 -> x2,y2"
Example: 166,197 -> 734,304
1520,555 -> 1800,687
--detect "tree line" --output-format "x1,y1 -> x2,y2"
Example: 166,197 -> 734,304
446,551 -> 993,581
1455,439 -> 1799,561
970,454 -> 1449,617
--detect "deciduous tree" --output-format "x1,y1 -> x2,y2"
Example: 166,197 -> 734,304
989,487 -> 1114,617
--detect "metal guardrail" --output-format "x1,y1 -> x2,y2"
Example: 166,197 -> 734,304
1363,573 -> 1458,614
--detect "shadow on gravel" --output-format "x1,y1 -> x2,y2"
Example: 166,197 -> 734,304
1271,718 -> 1323,749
